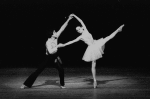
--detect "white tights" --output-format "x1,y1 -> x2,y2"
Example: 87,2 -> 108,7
91,60 -> 96,82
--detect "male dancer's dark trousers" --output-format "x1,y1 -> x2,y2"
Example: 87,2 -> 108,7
23,53 -> 64,88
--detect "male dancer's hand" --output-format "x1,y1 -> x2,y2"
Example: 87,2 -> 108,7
68,15 -> 73,20
58,43 -> 65,48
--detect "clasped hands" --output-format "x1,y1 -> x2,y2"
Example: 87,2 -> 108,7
67,13 -> 77,20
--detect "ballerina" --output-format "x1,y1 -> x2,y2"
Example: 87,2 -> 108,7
59,14 -> 124,88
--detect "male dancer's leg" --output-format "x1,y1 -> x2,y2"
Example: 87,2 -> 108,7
55,56 -> 64,86
23,55 -> 55,88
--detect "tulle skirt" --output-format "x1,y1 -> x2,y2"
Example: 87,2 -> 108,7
82,38 -> 106,62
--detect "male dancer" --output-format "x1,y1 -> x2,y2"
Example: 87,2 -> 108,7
20,15 -> 73,89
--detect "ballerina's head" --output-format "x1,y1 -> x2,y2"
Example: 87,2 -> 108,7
76,26 -> 84,34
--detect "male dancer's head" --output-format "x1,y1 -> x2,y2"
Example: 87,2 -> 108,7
52,30 -> 58,38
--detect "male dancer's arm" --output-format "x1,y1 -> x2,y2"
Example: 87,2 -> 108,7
56,16 -> 73,38
46,47 -> 49,55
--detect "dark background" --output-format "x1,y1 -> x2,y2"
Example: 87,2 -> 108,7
0,0 -> 150,69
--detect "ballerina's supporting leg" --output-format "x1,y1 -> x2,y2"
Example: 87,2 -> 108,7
91,60 -> 97,88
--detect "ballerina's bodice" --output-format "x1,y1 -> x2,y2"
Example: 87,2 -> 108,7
81,33 -> 94,45
81,33 -> 105,62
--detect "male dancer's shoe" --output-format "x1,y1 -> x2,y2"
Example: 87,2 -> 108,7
56,81 -> 65,88
60,86 -> 66,89
20,85 -> 29,89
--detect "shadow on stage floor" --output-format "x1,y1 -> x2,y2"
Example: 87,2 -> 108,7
0,67 -> 150,99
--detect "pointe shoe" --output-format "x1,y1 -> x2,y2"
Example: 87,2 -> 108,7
60,86 -> 66,89
93,81 -> 97,88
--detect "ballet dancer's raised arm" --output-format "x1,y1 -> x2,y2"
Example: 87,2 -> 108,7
103,24 -> 124,44
56,16 -> 73,38
70,14 -> 89,33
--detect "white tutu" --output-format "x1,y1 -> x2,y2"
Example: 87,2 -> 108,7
82,38 -> 106,62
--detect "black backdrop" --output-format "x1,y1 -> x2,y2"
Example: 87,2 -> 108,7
0,0 -> 150,69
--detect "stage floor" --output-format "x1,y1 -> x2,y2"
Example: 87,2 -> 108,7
0,67 -> 150,99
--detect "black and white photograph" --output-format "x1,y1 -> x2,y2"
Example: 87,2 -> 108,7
0,0 -> 150,99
